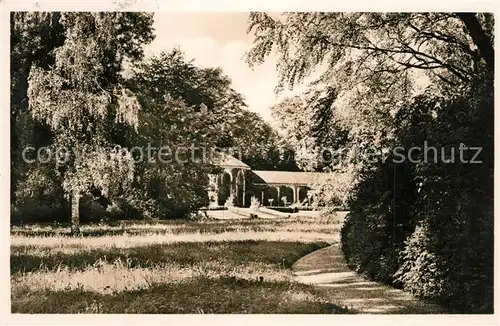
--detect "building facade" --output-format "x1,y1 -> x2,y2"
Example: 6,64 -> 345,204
208,155 -> 324,208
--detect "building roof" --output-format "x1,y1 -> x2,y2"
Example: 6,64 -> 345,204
251,170 -> 324,186
214,153 -> 251,169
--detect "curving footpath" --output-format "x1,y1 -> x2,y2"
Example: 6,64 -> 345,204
292,245 -> 443,314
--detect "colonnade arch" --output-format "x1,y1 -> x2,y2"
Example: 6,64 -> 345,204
254,184 -> 312,207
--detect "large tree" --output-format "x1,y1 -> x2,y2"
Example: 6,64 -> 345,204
131,49 -> 289,167
25,12 -> 154,233
11,12 -> 66,206
246,13 -> 493,91
245,12 -> 494,312
246,13 -> 493,155
270,86 -> 349,171
126,48 -> 302,214
246,12 -> 494,193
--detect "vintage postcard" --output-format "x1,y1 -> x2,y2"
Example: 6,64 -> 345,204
2,1 -> 498,325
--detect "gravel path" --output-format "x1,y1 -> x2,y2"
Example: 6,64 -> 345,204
292,245 -> 443,314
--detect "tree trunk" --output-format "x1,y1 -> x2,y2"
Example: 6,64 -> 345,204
70,191 -> 80,235
456,13 -> 494,73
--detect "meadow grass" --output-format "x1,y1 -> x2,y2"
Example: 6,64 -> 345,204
11,218 -> 349,314
11,230 -> 338,253
13,278 -> 348,314
11,216 -> 343,237
11,241 -> 327,273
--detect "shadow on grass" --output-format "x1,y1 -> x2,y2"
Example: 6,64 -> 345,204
11,241 -> 329,274
12,277 -> 351,314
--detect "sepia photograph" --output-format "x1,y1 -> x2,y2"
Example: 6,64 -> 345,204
6,6 -> 495,320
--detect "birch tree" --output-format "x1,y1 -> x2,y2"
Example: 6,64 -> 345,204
26,12 -> 154,233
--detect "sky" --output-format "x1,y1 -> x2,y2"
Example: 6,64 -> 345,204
143,12 -> 304,122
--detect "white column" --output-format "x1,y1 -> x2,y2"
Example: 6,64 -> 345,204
295,186 -> 301,204
242,175 -> 246,207
229,169 -> 235,199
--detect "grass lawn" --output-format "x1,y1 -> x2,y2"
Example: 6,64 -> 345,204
11,218 -> 349,314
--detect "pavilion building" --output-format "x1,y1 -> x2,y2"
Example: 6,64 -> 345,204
208,154 -> 325,208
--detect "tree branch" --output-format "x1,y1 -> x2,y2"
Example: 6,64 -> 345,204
408,20 -> 481,62
456,13 -> 494,72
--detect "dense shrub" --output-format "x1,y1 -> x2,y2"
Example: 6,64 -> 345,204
396,200 -> 493,312
11,166 -> 68,224
203,206 -> 228,211
341,75 -> 493,313
79,196 -> 108,223
394,82 -> 494,312
11,199 -> 68,225
341,156 -> 417,285
292,206 -> 316,211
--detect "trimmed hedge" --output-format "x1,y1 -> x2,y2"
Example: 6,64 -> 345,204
267,207 -> 299,213
203,206 -> 228,211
